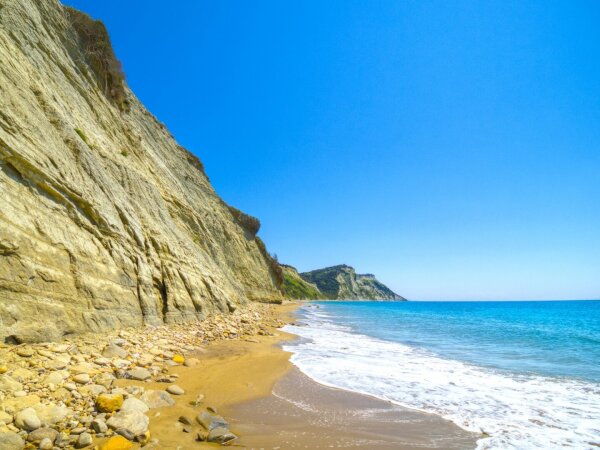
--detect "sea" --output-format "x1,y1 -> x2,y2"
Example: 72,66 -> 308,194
282,300 -> 600,450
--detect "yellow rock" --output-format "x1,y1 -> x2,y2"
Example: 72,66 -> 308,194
95,393 -> 123,413
172,354 -> 185,364
0,366 -> 7,374
100,436 -> 133,450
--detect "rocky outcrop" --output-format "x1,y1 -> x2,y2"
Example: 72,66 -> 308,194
0,0 -> 282,343
300,265 -> 405,300
280,265 -> 326,300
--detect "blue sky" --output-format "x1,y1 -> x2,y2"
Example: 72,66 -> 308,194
64,0 -> 600,300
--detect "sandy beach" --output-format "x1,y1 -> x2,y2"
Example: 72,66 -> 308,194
144,302 -> 478,449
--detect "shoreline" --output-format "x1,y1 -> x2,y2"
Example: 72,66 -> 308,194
0,301 -> 478,449
153,301 -> 478,449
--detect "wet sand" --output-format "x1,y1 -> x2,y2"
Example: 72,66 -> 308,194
146,302 -> 478,449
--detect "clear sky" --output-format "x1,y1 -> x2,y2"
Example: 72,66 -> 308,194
64,0 -> 600,300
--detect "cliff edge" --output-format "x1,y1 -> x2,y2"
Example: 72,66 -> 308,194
0,0 -> 282,343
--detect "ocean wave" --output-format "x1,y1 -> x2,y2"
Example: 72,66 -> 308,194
282,307 -> 600,450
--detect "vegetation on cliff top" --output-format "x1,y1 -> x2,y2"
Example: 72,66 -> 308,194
66,7 -> 129,111
281,265 -> 327,300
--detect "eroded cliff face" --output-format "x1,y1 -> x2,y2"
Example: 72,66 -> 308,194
300,265 -> 405,301
0,0 -> 282,343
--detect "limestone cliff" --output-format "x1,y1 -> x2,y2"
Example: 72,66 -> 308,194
299,265 -> 405,301
0,0 -> 282,343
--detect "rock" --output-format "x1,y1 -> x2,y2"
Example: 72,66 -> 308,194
3,394 -> 40,410
106,410 -> 149,437
16,347 -> 34,357
27,427 -> 59,443
126,368 -> 151,381
178,415 -> 193,426
49,344 -> 69,353
120,397 -> 149,413
91,418 -> 108,433
94,357 -> 111,366
0,411 -> 13,425
102,344 -> 128,359
0,366 -> 7,374
190,393 -> 205,407
96,393 -> 124,413
79,384 -> 107,396
140,390 -> 175,408
14,407 -> 41,431
183,358 -> 200,367
77,432 -> 92,448
39,437 -> 54,449
172,354 -> 185,364
33,403 -> 71,426
42,371 -> 68,385
13,390 -> 26,397
207,426 -> 238,444
100,435 -> 133,450
207,405 -> 218,413
196,411 -> 228,431
73,373 -> 90,384
0,432 -> 24,450
166,385 -> 184,395
11,367 -> 35,381
115,428 -> 135,441
196,431 -> 207,442
0,374 -> 22,393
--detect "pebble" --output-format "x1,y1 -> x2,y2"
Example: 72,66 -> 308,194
39,437 -> 54,449
77,432 -> 93,448
126,367 -> 151,381
91,418 -> 108,433
27,427 -> 58,442
16,347 -> 34,357
167,384 -> 184,395
73,373 -> 90,384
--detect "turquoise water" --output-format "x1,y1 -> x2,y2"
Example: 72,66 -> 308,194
283,300 -> 600,449
312,300 -> 600,382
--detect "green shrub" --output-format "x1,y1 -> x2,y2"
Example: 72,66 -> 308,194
66,7 -> 129,111
228,205 -> 260,236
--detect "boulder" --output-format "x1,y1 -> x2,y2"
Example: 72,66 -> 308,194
120,397 -> 149,413
126,368 -> 151,381
0,374 -> 22,393
100,435 -> 133,450
27,427 -> 59,443
103,344 -> 128,359
0,432 -> 24,450
14,407 -> 41,431
140,390 -> 175,408
106,410 -> 149,437
207,426 -> 238,444
96,393 -> 124,413
196,411 -> 229,431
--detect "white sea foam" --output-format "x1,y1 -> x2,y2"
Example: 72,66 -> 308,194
282,307 -> 600,449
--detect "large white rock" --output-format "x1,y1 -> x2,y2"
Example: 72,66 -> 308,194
106,410 -> 149,437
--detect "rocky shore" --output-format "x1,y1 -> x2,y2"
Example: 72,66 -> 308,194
0,303 -> 287,449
